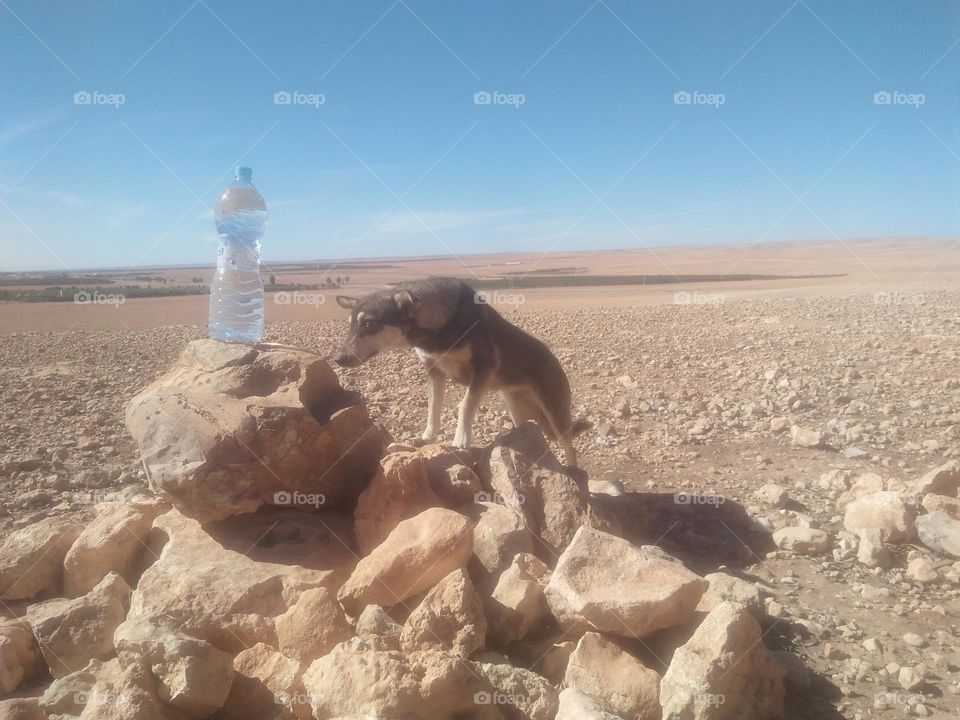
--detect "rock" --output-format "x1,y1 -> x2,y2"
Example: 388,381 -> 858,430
0,517 -> 82,600
63,502 -> 161,597
696,572 -> 763,617
275,587 -> 352,663
0,698 -> 43,720
400,568 -> 486,658
26,572 -> 130,678
416,444 -> 484,505
843,491 -> 916,543
488,422 -> 592,558
475,661 -> 559,720
40,658 -> 163,720
922,494 -> 960,520
485,553 -> 550,644
790,426 -> 826,448
0,619 -> 42,694
300,638 -> 422,719
836,472 -> 885,509
220,642 -> 306,720
898,665 -> 924,691
772,527 -> 831,555
411,652 -> 503,719
659,602 -> 785,719
754,484 -> 788,507
906,557 -> 939,583
355,604 -> 402,651
114,615 -> 234,717
916,511 -> 960,558
903,632 -> 927,648
338,507 -> 473,615
39,659 -> 100,719
460,501 -> 533,583
564,632 -> 661,719
354,451 -> 443,554
556,688 -> 622,719
856,528 -> 892,569
910,460 -> 960,497
545,527 -> 708,638
125,339 -> 387,523
127,509 -> 354,652
773,650 -> 809,690
538,640 -> 577,684
769,417 -> 790,434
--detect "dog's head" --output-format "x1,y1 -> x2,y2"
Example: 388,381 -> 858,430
334,289 -> 419,367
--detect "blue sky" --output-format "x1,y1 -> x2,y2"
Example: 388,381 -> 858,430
1,0 -> 958,272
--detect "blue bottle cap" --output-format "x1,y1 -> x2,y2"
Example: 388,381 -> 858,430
236,166 -> 253,181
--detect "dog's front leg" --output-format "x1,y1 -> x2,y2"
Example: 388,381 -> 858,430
422,368 -> 445,442
453,374 -> 488,449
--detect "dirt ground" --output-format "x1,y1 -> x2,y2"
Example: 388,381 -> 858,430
1,238 -> 959,719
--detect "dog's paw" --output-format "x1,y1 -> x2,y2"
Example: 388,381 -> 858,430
452,433 -> 471,449
421,429 -> 438,443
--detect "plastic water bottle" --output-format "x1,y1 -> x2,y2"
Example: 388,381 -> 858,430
208,166 -> 267,342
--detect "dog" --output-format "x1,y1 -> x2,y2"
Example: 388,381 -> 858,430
334,277 -> 590,466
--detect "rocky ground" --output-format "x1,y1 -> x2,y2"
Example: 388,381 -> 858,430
1,291 -> 959,719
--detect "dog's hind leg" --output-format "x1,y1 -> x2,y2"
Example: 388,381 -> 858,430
499,386 -> 540,427
422,367 -> 445,442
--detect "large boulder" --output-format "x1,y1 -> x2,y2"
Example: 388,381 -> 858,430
0,698 -> 43,720
400,568 -> 486,658
63,502 -> 163,597
125,339 -> 387,523
0,517 -> 82,600
338,507 -> 473,615
275,587 -> 352,663
487,423 -> 592,558
485,553 -> 550,645
659,601 -> 785,720
114,615 -> 234,718
909,460 -> 960,497
843,491 -> 917,543
219,642 -> 306,720
556,688 -> 621,720
126,509 -> 354,652
26,572 -> 130,678
474,661 -> 559,720
0,619 -> 43,695
417,444 -> 484,505
563,632 -> 661,720
546,527 -> 708,638
39,658 -> 164,720
354,452 -> 443,555
460,501 -> 534,583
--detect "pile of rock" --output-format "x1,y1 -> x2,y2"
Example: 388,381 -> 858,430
0,342 -> 793,719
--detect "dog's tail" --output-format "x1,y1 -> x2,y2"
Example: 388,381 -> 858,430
570,419 -> 593,436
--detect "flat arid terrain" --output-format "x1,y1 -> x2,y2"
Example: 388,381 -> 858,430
1,238 -> 959,719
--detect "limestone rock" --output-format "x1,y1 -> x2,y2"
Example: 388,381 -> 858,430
856,528 -> 891,569
488,422 -> 592,558
475,661 -> 559,720
0,517 -> 82,600
916,511 -> 960,558
564,632 -> 661,719
354,451 -> 442,554
355,605 -> 402,651
922,493 -> 960,520
275,587 -> 352,663
126,509 -> 354,652
338,507 -> 473,615
843,491 -> 916,543
546,527 -> 707,638
485,553 -> 550,645
556,688 -> 622,720
696,572 -> 763,617
910,460 -> 960,497
0,698 -> 43,720
220,643 -> 306,720
460,501 -> 533,583
772,527 -> 831,555
790,426 -> 825,448
26,572 -> 130,678
0,619 -> 42,695
125,339 -> 386,523
114,615 -> 234,717
416,444 -> 484,505
400,568 -> 486,658
906,557 -> 938,583
63,502 -> 161,597
660,602 -> 785,720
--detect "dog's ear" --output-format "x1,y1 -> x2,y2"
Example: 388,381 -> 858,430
392,289 -> 419,313
336,296 -> 357,310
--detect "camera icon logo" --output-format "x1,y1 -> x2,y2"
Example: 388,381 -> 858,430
74,91 -> 92,105
274,90 -> 292,105
673,90 -> 692,105
273,491 -> 292,505
473,91 -> 492,105
873,91 -> 891,105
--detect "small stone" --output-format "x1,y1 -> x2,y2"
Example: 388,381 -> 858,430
906,557 -> 938,584
902,633 -> 927,648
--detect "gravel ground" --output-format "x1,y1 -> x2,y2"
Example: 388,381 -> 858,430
2,291 -> 959,719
